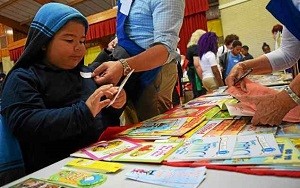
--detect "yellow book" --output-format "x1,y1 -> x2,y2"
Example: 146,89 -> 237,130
66,158 -> 124,173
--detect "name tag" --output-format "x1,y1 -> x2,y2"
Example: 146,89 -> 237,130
120,0 -> 133,16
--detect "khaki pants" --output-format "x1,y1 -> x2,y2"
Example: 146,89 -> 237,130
202,77 -> 218,93
121,62 -> 177,125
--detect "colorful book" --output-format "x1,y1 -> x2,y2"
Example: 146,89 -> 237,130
125,166 -> 206,188
65,158 -> 124,173
210,110 -> 235,119
276,123 -> 300,138
217,137 -> 300,165
119,116 -> 205,137
190,120 -> 223,139
163,106 -> 212,118
222,118 -> 248,136
10,178 -> 71,188
203,106 -> 222,119
204,119 -> 235,137
81,138 -> 141,160
48,169 -> 106,187
231,134 -> 281,159
112,141 -> 182,163
238,123 -> 278,136
166,135 -> 237,162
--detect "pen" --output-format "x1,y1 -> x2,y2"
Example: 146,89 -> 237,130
233,68 -> 253,85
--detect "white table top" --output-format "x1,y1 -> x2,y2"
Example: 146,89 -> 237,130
5,157 -> 300,188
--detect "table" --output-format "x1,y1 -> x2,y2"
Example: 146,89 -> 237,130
4,157 -> 300,188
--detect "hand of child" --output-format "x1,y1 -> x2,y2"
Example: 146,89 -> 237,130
110,88 -> 126,109
85,84 -> 113,117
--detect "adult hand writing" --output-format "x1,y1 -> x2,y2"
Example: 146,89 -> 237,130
92,60 -> 124,86
225,62 -> 249,91
241,90 -> 297,126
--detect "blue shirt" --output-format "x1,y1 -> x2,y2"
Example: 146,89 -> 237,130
225,52 -> 243,78
125,0 -> 184,63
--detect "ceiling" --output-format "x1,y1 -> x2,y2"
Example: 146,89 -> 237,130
0,0 -> 117,34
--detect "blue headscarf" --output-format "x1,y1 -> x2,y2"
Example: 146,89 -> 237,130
14,2 -> 89,70
266,0 -> 300,41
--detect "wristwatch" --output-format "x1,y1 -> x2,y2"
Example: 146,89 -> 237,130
283,85 -> 300,104
119,59 -> 132,76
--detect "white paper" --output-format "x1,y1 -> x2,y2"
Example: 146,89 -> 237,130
80,71 -> 92,78
107,69 -> 134,107
120,0 -> 133,16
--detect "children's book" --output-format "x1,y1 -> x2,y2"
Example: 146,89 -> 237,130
81,138 -> 141,160
119,116 -> 205,137
219,137 -> 300,165
48,169 -> 106,187
231,134 -> 281,159
204,119 -> 236,137
163,105 -> 212,118
226,102 -> 255,116
125,166 -> 206,188
190,120 -> 223,139
182,96 -> 234,110
238,123 -> 278,136
203,106 -> 222,119
65,158 -> 124,173
222,118 -> 248,136
166,135 -> 237,162
210,110 -> 235,119
112,141 -> 182,163
276,123 -> 300,138
10,178 -> 71,188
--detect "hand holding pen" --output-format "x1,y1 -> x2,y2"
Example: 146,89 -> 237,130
225,63 -> 253,91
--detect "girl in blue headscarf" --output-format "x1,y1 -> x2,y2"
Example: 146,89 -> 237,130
1,3 -> 126,173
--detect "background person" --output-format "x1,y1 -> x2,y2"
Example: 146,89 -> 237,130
92,0 -> 185,123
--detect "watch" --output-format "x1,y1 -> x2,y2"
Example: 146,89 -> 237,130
119,59 -> 132,76
283,85 -> 300,104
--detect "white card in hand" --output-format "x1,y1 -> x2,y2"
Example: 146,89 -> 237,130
107,69 -> 134,107
80,72 -> 92,78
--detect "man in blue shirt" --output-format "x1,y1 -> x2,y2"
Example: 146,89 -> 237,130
93,0 -> 185,123
219,40 -> 243,80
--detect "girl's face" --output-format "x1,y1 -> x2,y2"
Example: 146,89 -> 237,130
45,20 -> 86,69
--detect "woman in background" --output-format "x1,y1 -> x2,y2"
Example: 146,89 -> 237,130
186,29 -> 207,98
197,32 -> 224,93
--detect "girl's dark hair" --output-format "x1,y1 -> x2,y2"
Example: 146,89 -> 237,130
272,24 -> 283,34
198,32 -> 218,58
224,34 -> 239,45
262,42 -> 270,50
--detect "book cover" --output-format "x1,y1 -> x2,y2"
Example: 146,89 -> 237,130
190,120 -> 223,139
125,166 -> 206,188
82,138 -> 141,160
276,123 -> 300,138
204,119 -> 235,137
203,106 -> 222,119
238,123 -> 278,136
210,110 -> 235,120
112,142 -> 182,163
163,106 -> 212,118
166,135 -> 237,162
222,118 -> 248,136
220,137 -> 300,165
231,134 -> 281,159
48,169 -> 106,187
65,158 -> 124,173
10,178 -> 71,188
120,116 -> 205,137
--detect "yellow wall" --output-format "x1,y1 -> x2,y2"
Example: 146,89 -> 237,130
219,0 -> 280,58
84,46 -> 102,66
207,19 -> 223,37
